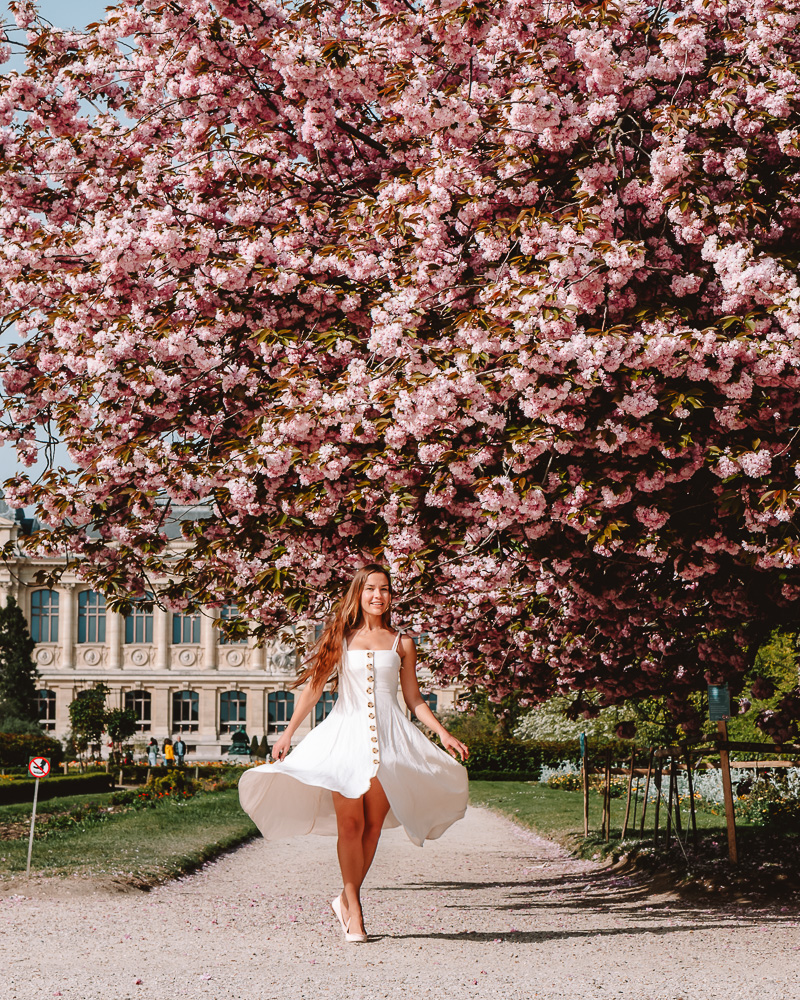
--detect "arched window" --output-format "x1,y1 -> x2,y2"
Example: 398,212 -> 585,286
124,689 -> 152,732
219,604 -> 247,644
267,691 -> 294,734
125,594 -> 153,644
173,611 -> 200,644
314,691 -> 338,726
36,689 -> 56,731
31,590 -> 59,643
220,690 -> 247,733
172,690 -> 199,732
78,590 -> 106,643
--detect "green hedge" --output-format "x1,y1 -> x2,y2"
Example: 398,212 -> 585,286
0,772 -> 112,805
0,733 -> 63,768
468,770 -> 541,782
462,737 -> 580,779
118,763 -> 249,785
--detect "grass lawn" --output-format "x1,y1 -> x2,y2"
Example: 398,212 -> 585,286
468,780 -> 737,847
0,791 -> 114,825
0,788 -> 257,884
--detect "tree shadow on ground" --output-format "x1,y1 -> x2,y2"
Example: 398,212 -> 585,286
376,859 -> 800,923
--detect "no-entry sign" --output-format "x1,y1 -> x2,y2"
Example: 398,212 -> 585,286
28,757 -> 50,778
26,757 -> 50,875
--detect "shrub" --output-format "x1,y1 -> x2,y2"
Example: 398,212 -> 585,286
736,778 -> 800,829
589,775 -> 629,799
0,732 -> 63,768
0,772 -> 112,805
45,801 -> 108,831
462,736 -> 581,780
147,770 -> 198,799
119,763 -> 247,785
110,789 -> 137,806
548,772 -> 583,791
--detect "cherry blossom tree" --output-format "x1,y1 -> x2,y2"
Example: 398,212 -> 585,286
1,0 -> 800,736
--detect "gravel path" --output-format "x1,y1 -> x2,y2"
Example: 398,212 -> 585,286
2,805 -> 799,1000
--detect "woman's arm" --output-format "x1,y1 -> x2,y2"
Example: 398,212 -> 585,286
398,635 -> 469,761
270,675 -> 328,761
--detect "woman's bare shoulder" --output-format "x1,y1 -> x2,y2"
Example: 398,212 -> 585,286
398,632 -> 419,654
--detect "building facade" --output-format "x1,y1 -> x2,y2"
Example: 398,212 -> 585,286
0,509 -> 461,757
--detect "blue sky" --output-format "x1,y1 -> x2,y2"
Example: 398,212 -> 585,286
5,0 -> 112,31
1,2 -> 116,487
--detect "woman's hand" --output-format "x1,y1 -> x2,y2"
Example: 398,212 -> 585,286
271,732 -> 292,761
440,732 -> 469,762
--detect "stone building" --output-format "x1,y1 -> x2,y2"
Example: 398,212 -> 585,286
0,505 -> 461,758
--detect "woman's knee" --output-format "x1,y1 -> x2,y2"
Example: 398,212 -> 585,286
363,817 -> 384,843
337,814 -> 365,840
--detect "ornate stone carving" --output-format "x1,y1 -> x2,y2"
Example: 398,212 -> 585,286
131,648 -> 149,666
226,649 -> 243,667
83,648 -> 100,666
36,647 -> 53,665
268,639 -> 297,675
178,648 -> 196,666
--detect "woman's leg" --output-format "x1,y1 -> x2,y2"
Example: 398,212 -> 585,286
332,791 -> 367,934
332,779 -> 391,935
360,777 -> 391,883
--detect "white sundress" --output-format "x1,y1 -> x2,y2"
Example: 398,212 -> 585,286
238,634 -> 468,847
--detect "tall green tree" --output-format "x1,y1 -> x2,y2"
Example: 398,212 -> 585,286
68,683 -> 109,762
105,707 -> 138,766
0,595 -> 39,729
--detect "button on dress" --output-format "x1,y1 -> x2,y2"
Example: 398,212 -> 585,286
238,636 -> 468,847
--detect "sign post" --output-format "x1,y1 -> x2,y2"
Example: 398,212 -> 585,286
26,756 -> 51,876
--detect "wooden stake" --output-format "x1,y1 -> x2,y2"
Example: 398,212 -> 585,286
718,720 -> 739,864
639,748 -> 654,835
621,749 -> 636,839
652,755 -> 663,845
581,753 -> 590,838
667,758 -> 678,848
684,748 -> 698,848
631,775 -> 641,833
671,759 -> 683,836
602,749 -> 612,842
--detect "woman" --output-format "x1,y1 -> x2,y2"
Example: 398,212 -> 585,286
238,564 -> 469,943
162,737 -> 174,769
146,737 -> 159,768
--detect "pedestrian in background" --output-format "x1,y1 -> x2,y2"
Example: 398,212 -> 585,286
173,736 -> 187,766
147,737 -> 159,767
163,737 -> 174,769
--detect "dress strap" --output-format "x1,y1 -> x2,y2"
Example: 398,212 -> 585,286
391,631 -> 403,653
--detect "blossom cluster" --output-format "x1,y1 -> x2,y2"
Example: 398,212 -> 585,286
1,0 -> 799,734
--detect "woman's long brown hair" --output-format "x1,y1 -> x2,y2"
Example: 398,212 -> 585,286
293,564 -> 393,691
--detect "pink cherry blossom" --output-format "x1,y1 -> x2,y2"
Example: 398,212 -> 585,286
1,0 -> 799,737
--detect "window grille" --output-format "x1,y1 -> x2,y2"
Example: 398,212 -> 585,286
78,590 -> 106,643
31,590 -> 59,643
